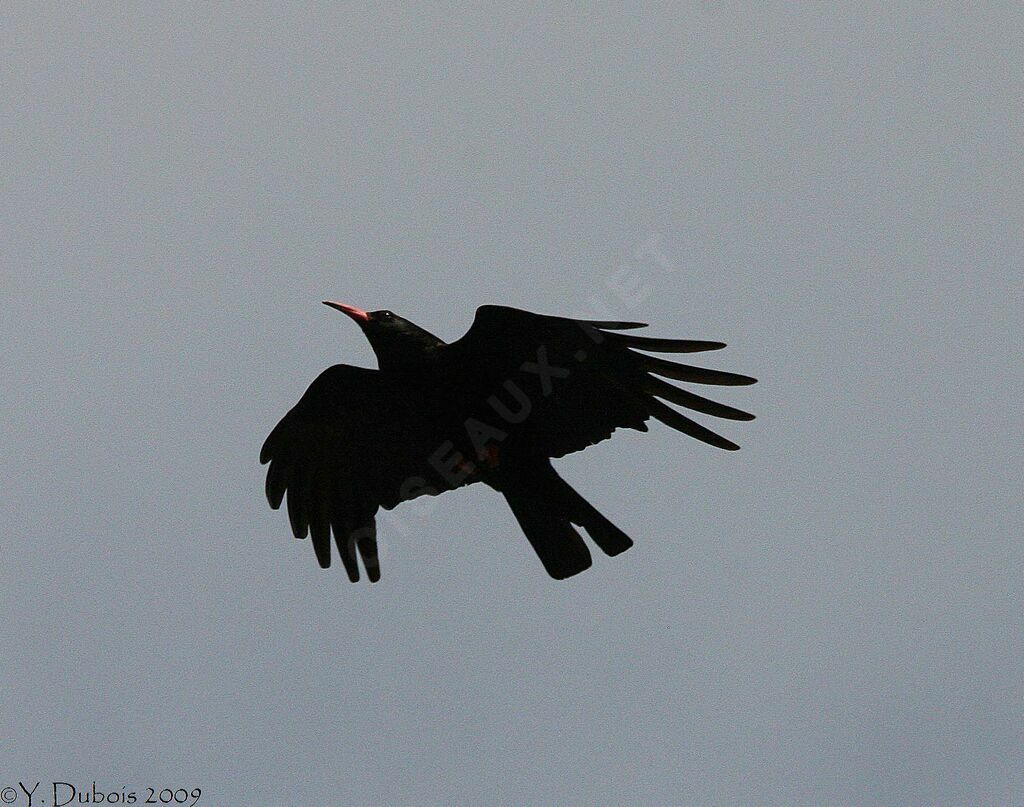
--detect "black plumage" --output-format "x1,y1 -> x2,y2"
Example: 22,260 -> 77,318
260,303 -> 756,581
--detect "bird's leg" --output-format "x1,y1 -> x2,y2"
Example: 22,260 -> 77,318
453,455 -> 477,476
480,444 -> 501,470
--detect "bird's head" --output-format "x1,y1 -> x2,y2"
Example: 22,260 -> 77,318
323,301 -> 445,370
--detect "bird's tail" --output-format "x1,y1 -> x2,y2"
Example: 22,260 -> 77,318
500,458 -> 633,579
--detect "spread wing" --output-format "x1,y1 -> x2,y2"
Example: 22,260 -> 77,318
259,365 -> 472,581
443,305 -> 756,458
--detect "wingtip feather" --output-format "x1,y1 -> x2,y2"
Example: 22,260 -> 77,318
639,353 -> 759,386
647,398 -> 742,451
582,318 -> 648,330
615,335 -> 728,353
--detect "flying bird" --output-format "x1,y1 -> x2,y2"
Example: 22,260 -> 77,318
260,303 -> 756,581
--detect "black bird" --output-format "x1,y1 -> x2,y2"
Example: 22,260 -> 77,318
260,303 -> 756,582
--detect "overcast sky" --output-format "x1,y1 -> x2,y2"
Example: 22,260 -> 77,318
2,4 -> 1021,804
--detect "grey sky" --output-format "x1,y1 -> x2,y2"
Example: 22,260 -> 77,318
2,4 -> 1021,804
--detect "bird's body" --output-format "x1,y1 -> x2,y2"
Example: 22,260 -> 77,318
261,303 -> 756,581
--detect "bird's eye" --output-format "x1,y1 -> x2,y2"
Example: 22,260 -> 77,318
380,311 -> 394,320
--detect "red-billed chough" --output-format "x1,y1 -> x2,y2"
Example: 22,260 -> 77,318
261,303 -> 756,581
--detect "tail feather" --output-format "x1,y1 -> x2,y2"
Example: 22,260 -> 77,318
504,490 -> 592,579
556,479 -> 634,556
501,459 -> 633,579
